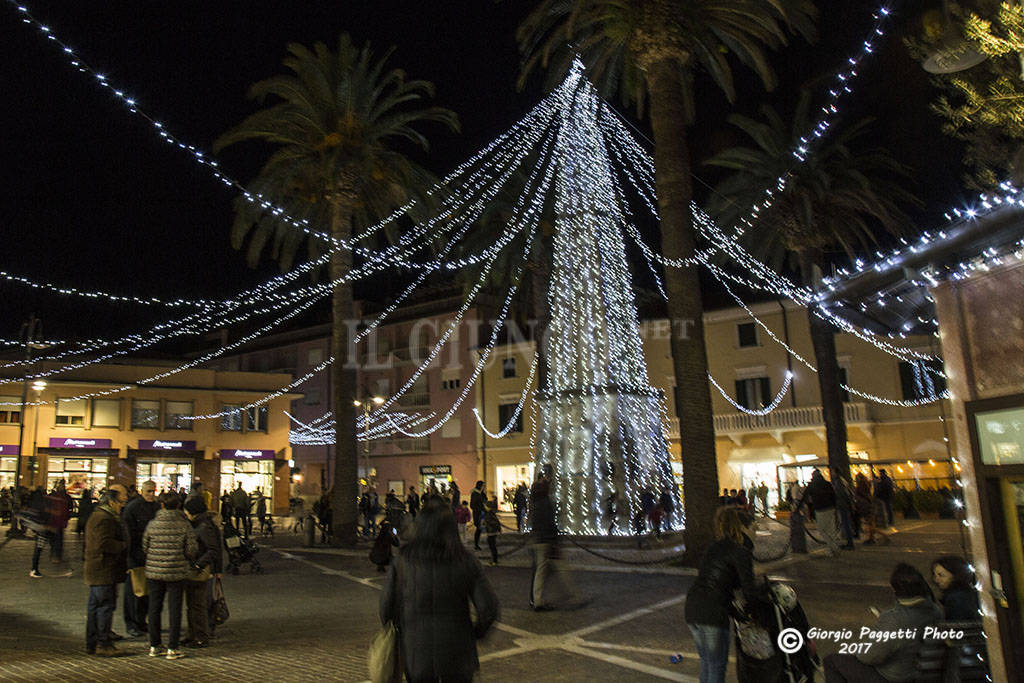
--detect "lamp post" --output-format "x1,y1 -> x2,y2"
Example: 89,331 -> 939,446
14,315 -> 47,492
353,393 -> 385,491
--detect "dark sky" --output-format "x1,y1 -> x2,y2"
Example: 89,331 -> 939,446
1,0 -> 964,344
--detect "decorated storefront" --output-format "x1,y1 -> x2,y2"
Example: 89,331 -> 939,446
220,449 -> 276,503
131,439 -> 201,495
1,445 -> 18,489
42,437 -> 115,496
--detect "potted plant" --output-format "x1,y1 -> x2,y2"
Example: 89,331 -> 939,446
774,500 -> 793,521
912,489 -> 943,519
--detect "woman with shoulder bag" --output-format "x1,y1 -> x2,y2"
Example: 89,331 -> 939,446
183,496 -> 223,648
379,499 -> 499,682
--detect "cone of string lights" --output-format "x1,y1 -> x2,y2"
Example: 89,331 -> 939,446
532,60 -> 681,536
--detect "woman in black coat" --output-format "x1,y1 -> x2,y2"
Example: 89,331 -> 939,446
380,500 -> 499,682
931,555 -> 981,621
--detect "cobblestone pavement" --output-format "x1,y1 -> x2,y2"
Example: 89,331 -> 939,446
0,518 -> 963,682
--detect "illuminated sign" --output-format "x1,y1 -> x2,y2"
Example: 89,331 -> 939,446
48,438 -> 113,449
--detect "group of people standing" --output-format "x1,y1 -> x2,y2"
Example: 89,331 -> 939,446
794,467 -> 898,555
83,480 -> 222,660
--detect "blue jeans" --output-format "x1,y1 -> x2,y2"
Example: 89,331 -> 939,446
688,623 -> 730,683
86,584 -> 118,652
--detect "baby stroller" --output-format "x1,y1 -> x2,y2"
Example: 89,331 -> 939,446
732,579 -> 821,682
223,520 -> 263,575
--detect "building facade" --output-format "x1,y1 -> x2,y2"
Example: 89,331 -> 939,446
0,361 -> 297,513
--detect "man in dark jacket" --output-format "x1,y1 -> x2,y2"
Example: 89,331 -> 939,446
876,469 -> 895,526
122,480 -> 158,637
513,483 -> 528,533
183,496 -> 222,648
84,484 -> 128,656
799,469 -> 841,556
230,483 -> 250,537
528,476 -> 576,610
406,486 -> 420,519
470,480 -> 485,550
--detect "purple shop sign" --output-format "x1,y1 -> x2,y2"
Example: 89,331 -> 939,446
137,439 -> 197,451
219,449 -> 276,461
48,437 -> 113,449
0,444 -> 19,455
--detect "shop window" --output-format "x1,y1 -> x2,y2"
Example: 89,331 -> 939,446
92,399 -> 121,428
498,402 -> 523,434
303,388 -> 321,405
56,398 -> 87,426
221,404 -> 243,432
131,400 -> 161,429
247,405 -> 269,433
737,322 -> 758,348
503,357 -> 517,378
165,401 -> 194,430
734,377 -> 771,410
898,360 -> 947,401
0,397 -> 21,424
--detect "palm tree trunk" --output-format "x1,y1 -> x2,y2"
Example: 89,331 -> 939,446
329,199 -> 359,546
646,59 -> 718,563
799,254 -> 851,479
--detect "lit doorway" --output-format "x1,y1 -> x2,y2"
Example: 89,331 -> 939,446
494,463 -> 534,511
137,460 -> 193,495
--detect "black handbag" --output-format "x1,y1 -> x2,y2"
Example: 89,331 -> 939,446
212,577 -> 230,625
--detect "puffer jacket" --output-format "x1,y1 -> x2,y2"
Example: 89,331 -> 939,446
143,508 -> 198,582
191,511 -> 223,574
684,537 -> 761,628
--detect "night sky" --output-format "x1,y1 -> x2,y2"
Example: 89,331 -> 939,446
1,0 -> 965,345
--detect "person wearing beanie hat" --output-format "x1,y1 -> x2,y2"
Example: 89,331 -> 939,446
183,493 -> 221,649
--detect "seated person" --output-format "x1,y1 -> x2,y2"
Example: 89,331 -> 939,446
824,563 -> 942,682
930,556 -> 981,621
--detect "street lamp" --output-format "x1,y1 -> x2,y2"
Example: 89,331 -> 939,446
353,394 -> 385,491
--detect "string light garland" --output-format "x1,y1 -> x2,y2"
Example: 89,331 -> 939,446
709,371 -> 793,416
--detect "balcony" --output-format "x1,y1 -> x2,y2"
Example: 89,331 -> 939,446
396,392 -> 431,409
666,402 -> 872,443
369,437 -> 431,456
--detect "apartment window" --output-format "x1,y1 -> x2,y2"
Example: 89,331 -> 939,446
247,405 -> 269,433
502,357 -> 517,379
165,401 -> 194,430
56,398 -> 87,426
441,378 -> 461,390
131,400 -> 161,429
898,360 -> 947,401
441,419 -> 462,439
308,347 -> 324,367
221,404 -> 243,432
735,377 -> 771,410
92,399 -> 121,428
737,322 -> 758,348
0,397 -> 21,424
498,402 -> 523,434
303,388 -> 321,405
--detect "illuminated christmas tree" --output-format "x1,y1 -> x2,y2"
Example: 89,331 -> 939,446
534,61 -> 681,535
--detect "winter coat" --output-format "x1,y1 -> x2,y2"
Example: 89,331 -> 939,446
684,537 -> 760,628
469,487 -> 485,516
380,551 -> 498,681
83,504 -> 127,586
191,511 -> 223,574
528,486 -> 558,543
940,586 -> 981,621
142,508 -> 198,582
230,488 -> 249,514
802,474 -> 836,511
483,504 -> 501,535
369,524 -> 399,567
76,491 -> 96,533
856,598 -> 942,681
122,495 -> 158,568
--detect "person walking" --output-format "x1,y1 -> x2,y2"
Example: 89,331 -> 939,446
230,483 -> 249,537
183,496 -> 222,648
379,500 -> 499,682
757,481 -> 769,516
684,506 -> 763,683
528,476 -> 577,610
83,484 -> 129,656
406,486 -> 420,519
256,488 -> 271,535
27,486 -> 60,578
369,519 -> 399,573
799,470 -> 842,556
470,480 -> 486,551
659,486 -> 675,530
76,487 -> 96,559
143,492 -> 198,660
122,480 -> 158,637
317,489 -> 333,543
456,501 -> 471,542
483,497 -> 501,566
48,480 -> 72,566
513,482 -> 528,533
875,469 -> 895,527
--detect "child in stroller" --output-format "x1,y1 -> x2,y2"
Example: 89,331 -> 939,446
223,519 -> 263,575
732,578 -> 820,682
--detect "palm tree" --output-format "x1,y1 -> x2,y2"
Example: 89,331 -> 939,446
705,92 -> 917,479
516,0 -> 816,560
215,35 -> 458,545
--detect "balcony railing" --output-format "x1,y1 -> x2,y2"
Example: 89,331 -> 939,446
396,392 -> 431,408
665,402 -> 870,439
369,437 -> 431,456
